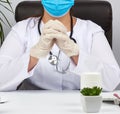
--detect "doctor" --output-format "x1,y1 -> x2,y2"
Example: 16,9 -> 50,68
0,0 -> 120,91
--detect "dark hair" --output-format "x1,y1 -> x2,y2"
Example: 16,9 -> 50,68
39,5 -> 44,19
38,5 -> 44,35
70,6 -> 74,16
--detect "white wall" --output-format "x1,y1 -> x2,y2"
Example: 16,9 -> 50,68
1,0 -> 120,66
1,0 -> 27,37
1,0 -> 34,37
106,0 -> 120,66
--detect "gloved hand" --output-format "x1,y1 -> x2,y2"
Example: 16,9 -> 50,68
30,20 -> 56,59
51,20 -> 79,57
55,31 -> 79,57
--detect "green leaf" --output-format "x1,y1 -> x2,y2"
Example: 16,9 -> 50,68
0,0 -> 13,11
80,86 -> 102,96
0,0 -> 8,3
0,16 -> 9,27
0,22 -> 4,45
6,0 -> 14,12
0,0 -> 14,45
0,10 -> 11,27
0,2 -> 14,13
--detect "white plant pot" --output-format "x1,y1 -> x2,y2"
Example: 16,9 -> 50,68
81,95 -> 102,113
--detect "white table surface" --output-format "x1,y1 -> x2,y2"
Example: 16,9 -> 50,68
0,90 -> 120,114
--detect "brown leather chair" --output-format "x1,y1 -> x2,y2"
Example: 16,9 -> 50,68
15,0 -> 112,47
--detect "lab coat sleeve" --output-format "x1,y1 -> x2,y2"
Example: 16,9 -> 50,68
0,28 -> 32,91
73,31 -> 120,91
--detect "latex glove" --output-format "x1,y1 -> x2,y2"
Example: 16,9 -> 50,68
55,32 -> 79,57
51,20 -> 79,57
30,20 -> 56,59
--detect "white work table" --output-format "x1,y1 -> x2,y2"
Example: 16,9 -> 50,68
0,90 -> 120,114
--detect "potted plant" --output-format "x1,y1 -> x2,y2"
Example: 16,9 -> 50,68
0,0 -> 14,45
80,86 -> 102,113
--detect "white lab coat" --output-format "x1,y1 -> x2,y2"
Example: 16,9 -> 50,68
0,17 -> 120,91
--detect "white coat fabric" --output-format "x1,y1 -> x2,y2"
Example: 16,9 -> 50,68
0,17 -> 120,91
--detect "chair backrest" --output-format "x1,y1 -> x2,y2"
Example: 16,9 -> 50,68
15,0 -> 112,47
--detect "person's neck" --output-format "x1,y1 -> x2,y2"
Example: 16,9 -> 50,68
42,11 -> 76,32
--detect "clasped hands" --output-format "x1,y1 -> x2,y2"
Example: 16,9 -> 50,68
30,20 -> 79,59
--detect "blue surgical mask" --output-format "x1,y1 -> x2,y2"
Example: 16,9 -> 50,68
41,0 -> 74,17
